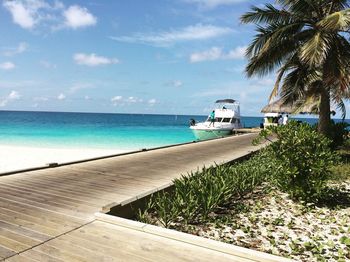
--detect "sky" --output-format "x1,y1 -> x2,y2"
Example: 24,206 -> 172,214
0,0 -> 323,116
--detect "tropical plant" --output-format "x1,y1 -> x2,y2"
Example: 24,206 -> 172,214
241,0 -> 350,136
256,121 -> 339,202
314,120 -> 349,149
137,152 -> 271,226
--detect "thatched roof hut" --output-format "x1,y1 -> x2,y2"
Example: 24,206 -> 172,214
261,98 -> 318,114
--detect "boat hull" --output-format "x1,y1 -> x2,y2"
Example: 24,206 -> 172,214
191,129 -> 232,140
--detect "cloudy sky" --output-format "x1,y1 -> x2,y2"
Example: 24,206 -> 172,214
0,0 -> 285,116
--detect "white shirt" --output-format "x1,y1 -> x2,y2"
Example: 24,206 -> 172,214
283,116 -> 288,125
278,117 -> 283,125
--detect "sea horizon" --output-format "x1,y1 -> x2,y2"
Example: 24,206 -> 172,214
1,108 -> 346,119
1,110 -> 349,150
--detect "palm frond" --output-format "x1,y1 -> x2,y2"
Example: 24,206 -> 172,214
300,31 -> 332,66
318,8 -> 350,31
330,95 -> 347,119
269,69 -> 285,102
328,0 -> 350,12
241,4 -> 292,24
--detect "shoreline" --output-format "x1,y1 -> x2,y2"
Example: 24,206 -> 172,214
0,144 -> 128,174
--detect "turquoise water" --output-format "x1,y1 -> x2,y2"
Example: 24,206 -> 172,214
0,111 -> 207,150
0,111 -> 347,150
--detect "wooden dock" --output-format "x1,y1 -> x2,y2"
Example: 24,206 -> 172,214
0,134 -> 291,261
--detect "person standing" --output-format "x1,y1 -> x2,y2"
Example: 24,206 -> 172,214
278,115 -> 283,126
209,110 -> 215,127
283,114 -> 289,125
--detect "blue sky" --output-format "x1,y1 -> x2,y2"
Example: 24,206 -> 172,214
0,0 -> 305,116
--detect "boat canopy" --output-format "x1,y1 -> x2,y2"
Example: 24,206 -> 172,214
215,99 -> 236,104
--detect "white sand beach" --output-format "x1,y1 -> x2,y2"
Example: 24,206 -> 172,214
0,145 -> 128,174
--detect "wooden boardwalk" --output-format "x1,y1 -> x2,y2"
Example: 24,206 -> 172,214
0,134 -> 290,261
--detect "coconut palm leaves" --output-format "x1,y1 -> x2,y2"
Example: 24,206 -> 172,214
241,0 -> 350,134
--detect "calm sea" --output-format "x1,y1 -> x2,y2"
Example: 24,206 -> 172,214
0,111 -> 348,150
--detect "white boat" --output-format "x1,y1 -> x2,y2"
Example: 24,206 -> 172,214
190,99 -> 242,140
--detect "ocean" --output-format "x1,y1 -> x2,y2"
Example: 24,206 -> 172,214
0,111 -> 347,151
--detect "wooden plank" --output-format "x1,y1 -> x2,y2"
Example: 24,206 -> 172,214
0,221 -> 50,242
23,175 -> 149,196
0,235 -> 30,253
4,254 -> 38,262
0,227 -> 41,247
32,244 -> 92,262
0,212 -> 62,236
69,222 -> 241,262
34,171 -> 165,190
44,238 -> 118,262
0,177 -> 145,207
0,182 -> 110,207
0,208 -> 76,233
0,179 -> 127,204
57,233 -> 153,262
0,195 -> 91,220
15,249 -> 65,262
0,245 -> 16,260
0,183 -> 102,209
0,190 -> 98,213
0,198 -> 86,226
63,167 -> 171,186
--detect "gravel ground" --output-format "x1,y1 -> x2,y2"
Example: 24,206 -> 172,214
170,182 -> 350,262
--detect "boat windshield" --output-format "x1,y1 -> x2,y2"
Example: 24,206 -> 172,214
214,101 -> 240,111
206,117 -> 238,123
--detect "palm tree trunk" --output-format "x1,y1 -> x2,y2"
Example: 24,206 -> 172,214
318,88 -> 331,136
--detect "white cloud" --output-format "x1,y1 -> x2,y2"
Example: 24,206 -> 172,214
3,42 -> 28,56
126,96 -> 142,103
73,53 -> 119,67
63,5 -> 97,29
8,90 -> 20,99
57,93 -> 65,100
226,46 -> 247,59
0,62 -> 16,70
84,95 -> 90,100
3,1 -> 96,31
185,0 -> 247,8
111,24 -> 233,46
0,90 -> 21,107
190,47 -> 221,63
111,95 -> 143,106
166,80 -> 183,88
111,96 -> 122,102
2,0 -> 53,29
190,46 -> 246,63
111,95 -> 122,105
148,98 -> 156,106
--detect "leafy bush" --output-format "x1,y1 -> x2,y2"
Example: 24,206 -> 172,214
328,121 -> 349,149
137,151 -> 271,227
313,120 -> 349,149
256,121 -> 339,202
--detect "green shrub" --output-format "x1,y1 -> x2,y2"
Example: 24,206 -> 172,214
328,121 -> 349,149
314,120 -> 349,149
256,121 -> 339,202
137,150 -> 271,227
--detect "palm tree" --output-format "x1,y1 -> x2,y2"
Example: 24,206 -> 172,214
241,0 -> 350,135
